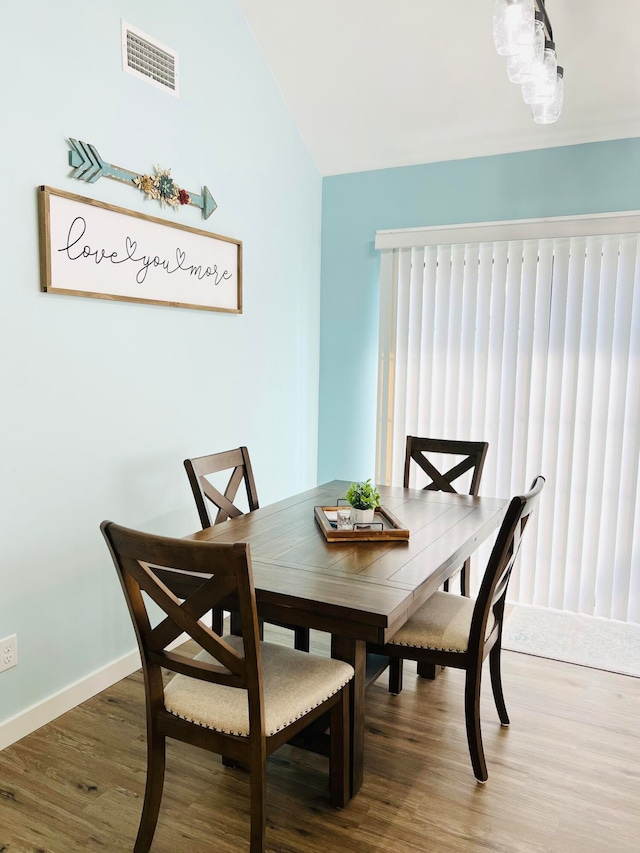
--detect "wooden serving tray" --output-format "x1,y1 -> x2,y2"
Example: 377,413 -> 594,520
314,506 -> 410,542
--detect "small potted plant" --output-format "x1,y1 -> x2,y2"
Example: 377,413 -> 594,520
345,479 -> 381,524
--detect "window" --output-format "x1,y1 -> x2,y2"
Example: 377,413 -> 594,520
376,214 -> 640,622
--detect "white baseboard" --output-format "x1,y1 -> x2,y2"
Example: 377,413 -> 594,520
0,647 -> 141,752
0,631 -> 193,752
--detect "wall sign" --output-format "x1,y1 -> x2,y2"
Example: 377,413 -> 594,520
38,186 -> 242,313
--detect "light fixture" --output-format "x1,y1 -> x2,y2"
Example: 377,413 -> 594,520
493,0 -> 564,124
521,39 -> 557,105
506,12 -> 544,84
532,66 -> 564,123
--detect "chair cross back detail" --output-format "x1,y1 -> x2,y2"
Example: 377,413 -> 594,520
102,526 -> 261,695
185,446 -> 259,528
404,437 -> 489,496
136,568 -> 244,682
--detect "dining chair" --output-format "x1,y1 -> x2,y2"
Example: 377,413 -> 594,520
377,476 -> 544,783
184,446 -> 259,528
388,437 -> 490,690
404,436 -> 489,597
101,521 -> 353,853
184,446 -> 311,652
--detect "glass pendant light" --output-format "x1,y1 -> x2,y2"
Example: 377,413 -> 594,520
532,66 -> 564,123
494,1 -> 566,124
521,40 -> 557,104
506,11 -> 544,83
493,0 -> 535,56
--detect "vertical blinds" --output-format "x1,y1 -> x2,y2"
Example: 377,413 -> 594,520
377,233 -> 640,623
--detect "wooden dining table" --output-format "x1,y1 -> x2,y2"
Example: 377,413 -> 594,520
186,479 -> 508,797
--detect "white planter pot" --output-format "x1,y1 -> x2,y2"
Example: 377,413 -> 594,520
352,508 -> 375,524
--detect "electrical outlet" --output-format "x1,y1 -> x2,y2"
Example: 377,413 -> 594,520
0,634 -> 17,672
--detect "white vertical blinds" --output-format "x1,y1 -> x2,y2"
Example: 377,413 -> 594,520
376,229 -> 640,623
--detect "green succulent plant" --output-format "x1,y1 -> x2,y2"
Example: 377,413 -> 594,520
345,479 -> 381,510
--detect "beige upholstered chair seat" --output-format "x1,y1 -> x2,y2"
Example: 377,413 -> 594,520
165,638 -> 354,737
387,591 -> 495,653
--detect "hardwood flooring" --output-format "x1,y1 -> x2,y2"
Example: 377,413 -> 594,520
1,629 -> 639,852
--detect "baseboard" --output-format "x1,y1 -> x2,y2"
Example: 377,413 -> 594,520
0,630 -> 196,753
0,648 -> 141,752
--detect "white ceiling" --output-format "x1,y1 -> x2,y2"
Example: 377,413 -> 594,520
237,0 -> 640,176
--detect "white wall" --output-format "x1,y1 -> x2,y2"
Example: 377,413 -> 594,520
0,1 -> 321,736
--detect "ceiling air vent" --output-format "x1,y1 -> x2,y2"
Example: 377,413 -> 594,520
122,21 -> 179,97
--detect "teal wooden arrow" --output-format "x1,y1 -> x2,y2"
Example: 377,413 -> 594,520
67,138 -> 217,219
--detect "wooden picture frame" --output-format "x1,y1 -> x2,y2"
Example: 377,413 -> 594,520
38,185 -> 242,313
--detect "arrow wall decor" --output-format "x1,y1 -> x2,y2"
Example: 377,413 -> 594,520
67,138 -> 217,219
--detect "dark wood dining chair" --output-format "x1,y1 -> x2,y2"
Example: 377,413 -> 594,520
184,446 -> 259,528
404,436 -> 489,596
184,446 -> 310,652
389,437 -> 490,690
377,476 -> 544,783
101,522 -> 353,853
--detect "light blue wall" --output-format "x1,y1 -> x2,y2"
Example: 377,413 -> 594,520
0,1 -> 321,725
318,138 -> 640,482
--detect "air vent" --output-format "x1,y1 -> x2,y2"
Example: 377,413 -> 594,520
122,21 -> 179,97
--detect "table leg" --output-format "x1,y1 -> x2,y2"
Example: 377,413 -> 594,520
331,635 -> 366,797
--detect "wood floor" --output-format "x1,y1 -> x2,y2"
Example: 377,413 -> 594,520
1,629 -> 639,853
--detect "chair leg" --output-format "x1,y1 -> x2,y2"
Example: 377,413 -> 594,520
212,607 -> 224,635
417,662 -> 437,680
388,657 -> 403,694
329,689 -> 350,807
231,611 -> 264,639
230,610 -> 242,636
134,729 -> 166,853
464,666 -> 488,783
249,741 -> 267,853
445,557 -> 471,596
489,640 -> 510,726
460,558 -> 471,597
294,627 -> 310,652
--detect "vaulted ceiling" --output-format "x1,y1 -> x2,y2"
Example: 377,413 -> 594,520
238,0 -> 640,175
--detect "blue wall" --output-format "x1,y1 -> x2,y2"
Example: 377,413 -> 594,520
318,138 -> 640,482
0,1 -> 321,729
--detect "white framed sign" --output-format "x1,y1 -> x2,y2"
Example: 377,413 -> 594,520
38,185 -> 242,313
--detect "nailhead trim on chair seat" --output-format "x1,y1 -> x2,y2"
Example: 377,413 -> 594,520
164,637 -> 354,737
387,591 -> 494,652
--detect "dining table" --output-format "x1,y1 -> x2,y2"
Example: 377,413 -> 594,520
185,479 -> 508,797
